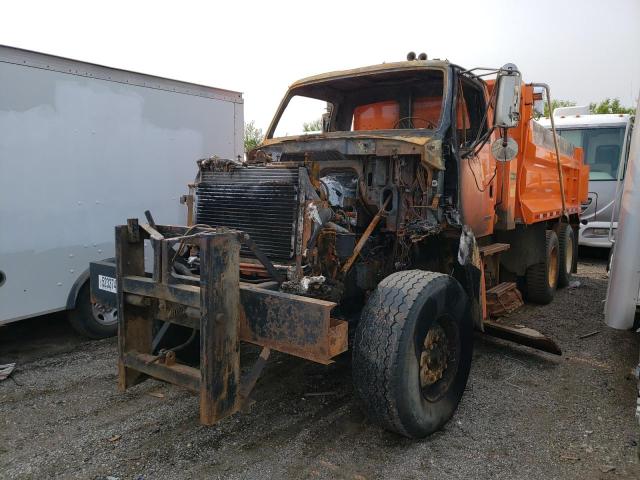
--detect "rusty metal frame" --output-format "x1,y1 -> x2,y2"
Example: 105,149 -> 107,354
116,221 -> 347,426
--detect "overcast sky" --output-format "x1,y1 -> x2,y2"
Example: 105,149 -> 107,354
2,0 -> 638,131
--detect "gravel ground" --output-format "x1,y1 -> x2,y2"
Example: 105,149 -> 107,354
1,257 -> 639,480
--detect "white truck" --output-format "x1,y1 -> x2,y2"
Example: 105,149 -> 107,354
539,107 -> 633,248
0,45 -> 243,337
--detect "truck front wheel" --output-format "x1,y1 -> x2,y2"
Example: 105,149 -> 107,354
524,230 -> 559,304
68,283 -> 118,339
352,270 -> 473,438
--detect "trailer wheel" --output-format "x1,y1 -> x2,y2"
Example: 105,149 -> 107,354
556,224 -> 575,288
525,230 -> 559,304
68,283 -> 118,339
352,270 -> 473,438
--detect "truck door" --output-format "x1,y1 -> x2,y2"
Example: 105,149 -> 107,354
455,73 -> 496,237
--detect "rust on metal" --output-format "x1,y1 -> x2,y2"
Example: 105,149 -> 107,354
198,231 -> 241,425
116,222 -> 347,426
239,283 -> 342,364
116,224 -> 152,392
238,347 -> 271,411
341,196 -> 391,274
239,262 -> 269,277
420,324 -> 448,387
164,350 -> 176,366
483,321 -> 562,355
486,282 -> 524,317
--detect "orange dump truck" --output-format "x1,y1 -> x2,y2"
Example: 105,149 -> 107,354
111,55 -> 588,438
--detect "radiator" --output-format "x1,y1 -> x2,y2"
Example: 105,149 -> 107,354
196,166 -> 299,261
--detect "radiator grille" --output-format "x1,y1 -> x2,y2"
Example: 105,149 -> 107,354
196,166 -> 299,261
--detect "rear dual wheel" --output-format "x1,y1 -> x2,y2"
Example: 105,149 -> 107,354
525,230 -> 560,304
524,225 -> 576,304
352,270 -> 473,438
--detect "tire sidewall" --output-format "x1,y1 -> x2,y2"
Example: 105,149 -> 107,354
394,276 -> 473,437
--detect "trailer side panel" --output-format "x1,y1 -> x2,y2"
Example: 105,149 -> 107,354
0,46 -> 243,323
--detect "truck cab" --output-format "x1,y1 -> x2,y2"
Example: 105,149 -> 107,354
255,59 -> 498,239
539,107 -> 633,248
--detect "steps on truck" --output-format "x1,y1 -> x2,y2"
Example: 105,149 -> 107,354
479,243 -> 510,292
479,242 -> 510,257
477,243 -> 561,355
486,282 -> 524,317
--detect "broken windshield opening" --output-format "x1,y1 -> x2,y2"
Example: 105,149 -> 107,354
268,68 -> 445,138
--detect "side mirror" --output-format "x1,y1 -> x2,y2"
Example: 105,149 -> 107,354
494,63 -> 521,128
532,87 -> 545,117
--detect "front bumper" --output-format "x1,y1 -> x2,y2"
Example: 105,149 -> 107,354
579,222 -> 615,248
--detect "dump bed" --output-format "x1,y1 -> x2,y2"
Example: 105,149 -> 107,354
494,84 -> 589,229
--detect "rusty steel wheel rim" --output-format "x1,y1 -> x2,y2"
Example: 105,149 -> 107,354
565,235 -> 574,273
419,324 -> 448,387
548,245 -> 559,289
418,316 -> 460,402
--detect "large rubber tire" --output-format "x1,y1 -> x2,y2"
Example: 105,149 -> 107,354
556,224 -> 576,288
352,270 -> 473,438
525,230 -> 559,304
68,283 -> 118,339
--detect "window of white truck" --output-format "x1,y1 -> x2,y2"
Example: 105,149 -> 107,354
557,127 -> 626,180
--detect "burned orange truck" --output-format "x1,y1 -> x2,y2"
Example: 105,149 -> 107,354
108,54 -> 588,438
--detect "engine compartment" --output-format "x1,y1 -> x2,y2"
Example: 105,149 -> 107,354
193,148 -> 450,309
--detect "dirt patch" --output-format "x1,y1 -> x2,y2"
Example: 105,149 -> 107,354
1,258 -> 639,479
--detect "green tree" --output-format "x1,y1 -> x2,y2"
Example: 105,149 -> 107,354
535,99 -> 576,119
244,121 -> 264,152
302,118 -> 323,132
589,98 -> 635,115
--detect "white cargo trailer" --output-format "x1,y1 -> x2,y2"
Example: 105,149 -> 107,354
0,45 -> 243,337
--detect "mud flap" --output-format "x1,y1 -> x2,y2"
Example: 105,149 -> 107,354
89,260 -> 117,310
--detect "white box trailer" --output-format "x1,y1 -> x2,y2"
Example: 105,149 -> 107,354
0,45 -> 243,336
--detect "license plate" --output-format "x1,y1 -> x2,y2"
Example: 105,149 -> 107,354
98,275 -> 117,294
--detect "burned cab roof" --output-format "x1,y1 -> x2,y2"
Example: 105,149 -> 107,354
263,59 -> 453,142
288,60 -> 451,93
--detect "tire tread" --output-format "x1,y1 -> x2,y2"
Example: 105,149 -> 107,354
556,224 -> 574,288
352,270 -> 448,436
525,230 -> 558,304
